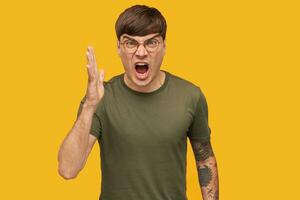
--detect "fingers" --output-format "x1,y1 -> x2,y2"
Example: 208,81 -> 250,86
86,47 -> 94,67
86,46 -> 99,82
96,68 -> 104,87
86,54 -> 94,81
89,46 -> 96,64
100,69 -> 105,83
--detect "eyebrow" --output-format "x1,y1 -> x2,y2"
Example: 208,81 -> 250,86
121,34 -> 160,42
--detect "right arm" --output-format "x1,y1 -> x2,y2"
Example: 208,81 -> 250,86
57,46 -> 105,179
57,105 -> 98,179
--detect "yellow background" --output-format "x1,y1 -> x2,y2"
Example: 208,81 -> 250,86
0,0 -> 299,199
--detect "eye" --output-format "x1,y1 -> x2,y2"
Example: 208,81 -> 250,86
125,40 -> 138,48
146,39 -> 159,48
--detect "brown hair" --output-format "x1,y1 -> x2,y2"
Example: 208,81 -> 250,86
115,5 -> 167,41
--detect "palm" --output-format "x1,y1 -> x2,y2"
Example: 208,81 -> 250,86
85,46 -> 105,108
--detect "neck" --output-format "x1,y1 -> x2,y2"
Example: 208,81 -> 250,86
124,70 -> 165,93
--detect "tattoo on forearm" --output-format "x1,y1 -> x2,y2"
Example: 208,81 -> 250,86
192,140 -> 214,161
214,188 -> 219,199
191,139 -> 219,200
198,165 -> 212,187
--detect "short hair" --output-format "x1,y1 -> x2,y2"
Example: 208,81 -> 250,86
115,5 -> 167,41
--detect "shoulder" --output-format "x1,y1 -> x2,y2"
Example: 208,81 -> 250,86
78,74 -> 123,118
103,73 -> 122,90
79,73 -> 122,103
167,71 -> 203,99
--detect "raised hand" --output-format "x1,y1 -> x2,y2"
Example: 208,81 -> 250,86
84,46 -> 105,110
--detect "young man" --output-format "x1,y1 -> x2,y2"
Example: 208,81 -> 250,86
58,4 -> 219,200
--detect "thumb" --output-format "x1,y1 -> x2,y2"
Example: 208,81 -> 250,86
99,69 -> 105,84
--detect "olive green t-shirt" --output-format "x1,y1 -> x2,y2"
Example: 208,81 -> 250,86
77,70 -> 211,200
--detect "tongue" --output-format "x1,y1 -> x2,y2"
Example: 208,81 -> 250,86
136,65 -> 148,74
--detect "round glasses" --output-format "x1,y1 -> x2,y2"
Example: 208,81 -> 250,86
119,37 -> 161,53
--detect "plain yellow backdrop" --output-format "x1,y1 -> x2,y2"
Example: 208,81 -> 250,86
0,0 -> 299,199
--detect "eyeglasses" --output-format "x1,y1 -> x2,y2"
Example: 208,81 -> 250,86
119,35 -> 161,53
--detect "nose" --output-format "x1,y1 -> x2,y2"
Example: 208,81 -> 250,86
135,43 -> 148,57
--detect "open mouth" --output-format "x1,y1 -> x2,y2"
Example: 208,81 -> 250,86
135,63 -> 149,74
134,62 -> 149,80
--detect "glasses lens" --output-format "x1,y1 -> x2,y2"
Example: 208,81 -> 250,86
122,38 -> 160,53
145,39 -> 159,52
125,40 -> 137,49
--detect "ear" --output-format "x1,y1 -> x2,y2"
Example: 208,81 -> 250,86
162,39 -> 166,55
117,40 -> 121,55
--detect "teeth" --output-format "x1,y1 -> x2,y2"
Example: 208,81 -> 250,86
135,62 -> 148,66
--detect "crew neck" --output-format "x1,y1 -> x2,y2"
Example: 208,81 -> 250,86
120,70 -> 170,96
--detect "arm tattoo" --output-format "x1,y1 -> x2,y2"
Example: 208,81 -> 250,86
191,139 -> 219,200
199,165 -> 212,187
192,140 -> 214,161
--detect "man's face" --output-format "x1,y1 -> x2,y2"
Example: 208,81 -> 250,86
117,33 -> 166,88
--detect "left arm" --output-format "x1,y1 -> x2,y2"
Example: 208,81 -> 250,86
190,139 -> 219,200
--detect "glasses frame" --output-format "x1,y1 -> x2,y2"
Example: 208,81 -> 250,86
119,34 -> 162,54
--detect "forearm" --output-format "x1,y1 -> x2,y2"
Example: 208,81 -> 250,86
57,103 -> 95,179
191,139 -> 219,200
198,155 -> 219,200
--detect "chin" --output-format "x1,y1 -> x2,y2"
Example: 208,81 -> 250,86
132,76 -> 152,87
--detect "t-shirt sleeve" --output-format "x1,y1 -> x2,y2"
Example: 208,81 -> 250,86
187,87 -> 211,142
76,96 -> 102,140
